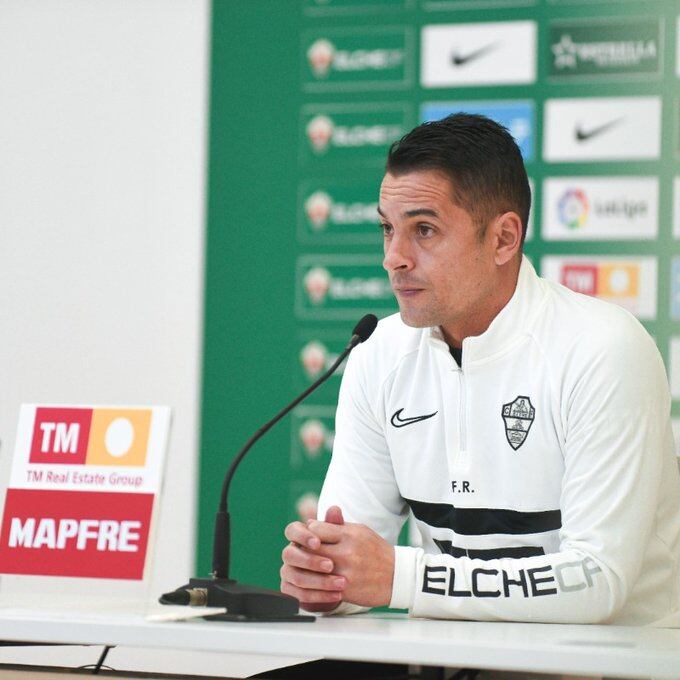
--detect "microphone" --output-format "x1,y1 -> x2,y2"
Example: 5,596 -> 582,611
160,314 -> 378,621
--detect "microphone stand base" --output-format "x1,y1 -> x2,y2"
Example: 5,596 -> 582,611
160,577 -> 316,623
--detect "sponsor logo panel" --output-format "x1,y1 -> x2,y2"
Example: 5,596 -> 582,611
541,256 -> 657,320
298,177 -> 381,244
549,17 -> 662,79
295,330 -> 350,407
303,27 -> 412,90
296,255 -> 396,320
421,100 -> 535,160
0,489 -> 153,579
542,177 -> 658,240
421,21 -> 537,87
543,97 -> 661,162
28,407 -> 152,469
674,177 -> 680,238
291,406 -> 336,466
301,104 -> 411,163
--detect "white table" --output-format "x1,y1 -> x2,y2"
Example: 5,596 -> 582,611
0,607 -> 679,679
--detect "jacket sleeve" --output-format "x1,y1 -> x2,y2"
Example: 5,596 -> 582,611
390,324 -> 671,623
318,345 -> 409,615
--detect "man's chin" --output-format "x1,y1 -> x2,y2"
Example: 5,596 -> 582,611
398,309 -> 434,329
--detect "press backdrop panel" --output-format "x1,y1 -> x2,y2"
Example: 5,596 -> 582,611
201,0 -> 680,588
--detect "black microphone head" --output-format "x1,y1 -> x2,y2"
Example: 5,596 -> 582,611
352,314 -> 378,343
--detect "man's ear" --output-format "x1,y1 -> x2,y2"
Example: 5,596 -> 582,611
491,211 -> 523,266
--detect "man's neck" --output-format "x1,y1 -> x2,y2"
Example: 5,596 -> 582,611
440,260 -> 521,350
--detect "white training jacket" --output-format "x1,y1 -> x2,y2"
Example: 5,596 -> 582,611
318,256 -> 680,625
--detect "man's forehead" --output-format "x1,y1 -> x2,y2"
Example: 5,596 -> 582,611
378,170 -> 457,214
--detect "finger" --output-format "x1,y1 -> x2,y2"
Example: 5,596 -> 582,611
284,520 -> 321,550
280,565 -> 346,592
280,580 -> 343,605
306,520 -> 343,543
282,543 -> 334,573
325,505 -> 345,525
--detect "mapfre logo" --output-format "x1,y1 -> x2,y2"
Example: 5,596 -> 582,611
29,407 -> 151,467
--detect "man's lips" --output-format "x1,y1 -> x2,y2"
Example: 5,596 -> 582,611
393,286 -> 425,297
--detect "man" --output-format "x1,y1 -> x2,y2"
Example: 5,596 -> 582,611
281,113 -> 680,625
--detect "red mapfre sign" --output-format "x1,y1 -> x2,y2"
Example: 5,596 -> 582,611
0,489 -> 153,579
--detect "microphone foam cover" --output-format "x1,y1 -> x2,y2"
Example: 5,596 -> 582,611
352,314 -> 378,343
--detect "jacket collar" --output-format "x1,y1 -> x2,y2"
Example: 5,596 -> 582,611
427,256 -> 548,366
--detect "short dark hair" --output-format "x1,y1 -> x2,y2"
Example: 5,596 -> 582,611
386,113 -> 531,244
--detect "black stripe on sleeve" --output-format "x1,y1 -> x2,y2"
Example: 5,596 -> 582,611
433,539 -> 546,561
406,498 -> 561,536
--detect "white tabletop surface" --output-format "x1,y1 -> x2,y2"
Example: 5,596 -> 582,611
0,606 -> 679,679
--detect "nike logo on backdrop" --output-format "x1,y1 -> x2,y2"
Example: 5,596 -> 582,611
574,118 -> 622,142
391,408 -> 438,428
451,42 -> 498,66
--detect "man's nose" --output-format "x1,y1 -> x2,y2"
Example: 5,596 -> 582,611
383,233 -> 414,272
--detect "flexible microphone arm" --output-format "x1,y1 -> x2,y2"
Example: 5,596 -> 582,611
211,315 -> 378,580
160,313 -> 377,620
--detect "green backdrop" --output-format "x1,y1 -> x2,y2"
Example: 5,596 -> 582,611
199,0 -> 680,589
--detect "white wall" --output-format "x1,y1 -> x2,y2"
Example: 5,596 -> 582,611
0,0 -> 208,598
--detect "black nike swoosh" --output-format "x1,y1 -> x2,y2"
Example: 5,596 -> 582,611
574,118 -> 622,142
390,408 -> 438,428
451,42 -> 498,67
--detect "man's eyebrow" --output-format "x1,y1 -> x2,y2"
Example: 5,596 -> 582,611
376,207 -> 439,218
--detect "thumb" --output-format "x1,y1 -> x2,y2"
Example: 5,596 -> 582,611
324,505 -> 345,525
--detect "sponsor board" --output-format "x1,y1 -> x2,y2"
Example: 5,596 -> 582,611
677,16 -> 680,78
543,97 -> 661,162
301,103 -> 412,163
291,405 -> 336,466
421,100 -> 535,160
542,177 -> 658,240
0,405 -> 169,580
674,177 -> 680,238
671,257 -> 680,320
670,338 -> 680,400
296,255 -> 396,320
421,21 -> 537,87
298,177 -> 382,244
303,27 -> 413,90
304,0 -> 411,14
548,17 -> 662,80
541,256 -> 657,320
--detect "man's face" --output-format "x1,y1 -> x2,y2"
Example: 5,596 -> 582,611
379,169 -> 498,331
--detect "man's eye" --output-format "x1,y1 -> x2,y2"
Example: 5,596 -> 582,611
418,224 -> 434,237
380,223 -> 393,236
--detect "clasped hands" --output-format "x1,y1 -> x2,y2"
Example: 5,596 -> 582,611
280,505 -> 395,612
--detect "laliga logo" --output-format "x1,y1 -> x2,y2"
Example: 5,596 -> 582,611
300,341 -> 328,378
299,419 -> 328,458
306,115 -> 334,153
296,492 -> 319,523
558,189 -> 589,229
307,39 -> 336,78
304,266 -> 331,304
305,191 -> 332,230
